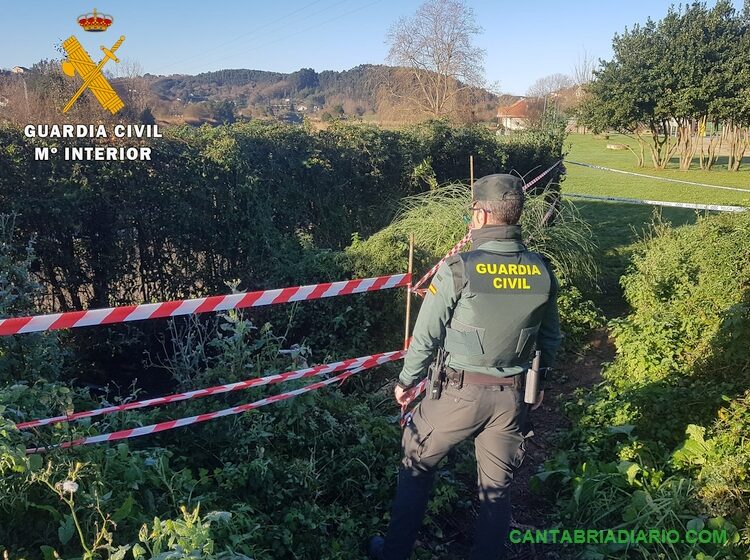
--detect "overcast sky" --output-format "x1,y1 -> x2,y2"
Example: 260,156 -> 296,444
1,0 -> 744,95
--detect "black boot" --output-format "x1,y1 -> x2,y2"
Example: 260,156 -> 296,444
469,490 -> 511,560
368,536 -> 385,559
381,466 -> 435,560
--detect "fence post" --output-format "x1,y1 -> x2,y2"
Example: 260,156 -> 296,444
404,234 -> 414,350
470,155 -> 475,196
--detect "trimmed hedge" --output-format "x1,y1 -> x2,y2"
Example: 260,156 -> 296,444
0,120 -> 563,313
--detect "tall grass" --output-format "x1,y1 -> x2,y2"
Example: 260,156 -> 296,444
349,182 -> 597,288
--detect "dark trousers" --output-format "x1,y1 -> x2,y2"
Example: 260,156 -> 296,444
382,380 -> 530,560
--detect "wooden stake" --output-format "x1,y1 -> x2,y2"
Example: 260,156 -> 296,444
404,234 -> 414,350
470,155 -> 475,196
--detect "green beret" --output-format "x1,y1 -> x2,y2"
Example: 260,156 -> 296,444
472,174 -> 524,202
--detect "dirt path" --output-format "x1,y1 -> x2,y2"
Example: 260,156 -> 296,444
506,327 -> 614,559
434,327 -> 616,559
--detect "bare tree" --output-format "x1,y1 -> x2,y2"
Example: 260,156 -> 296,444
572,49 -> 597,86
526,73 -> 574,98
385,0 -> 486,119
113,59 -> 149,117
525,73 -> 578,122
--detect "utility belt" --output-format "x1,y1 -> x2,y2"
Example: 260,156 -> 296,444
444,366 -> 519,389
430,357 -> 522,399
429,350 -> 543,404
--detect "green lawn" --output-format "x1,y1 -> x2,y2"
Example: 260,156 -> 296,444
563,133 -> 748,308
563,133 -> 750,207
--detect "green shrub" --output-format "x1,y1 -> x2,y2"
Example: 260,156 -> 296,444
534,453 -> 741,559
574,212 -> 750,458
0,215 -> 66,385
545,211 -> 750,558
673,391 -> 750,521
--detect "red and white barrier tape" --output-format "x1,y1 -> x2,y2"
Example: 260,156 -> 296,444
523,160 -> 562,192
414,378 -> 427,396
17,350 -> 405,430
412,232 -> 472,291
542,196 -> 560,224
399,378 -> 428,426
0,273 -> 410,337
26,354 -> 406,453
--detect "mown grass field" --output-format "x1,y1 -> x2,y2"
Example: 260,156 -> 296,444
563,133 -> 750,207
561,133 -> 748,305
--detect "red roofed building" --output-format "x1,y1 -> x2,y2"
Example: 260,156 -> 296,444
496,97 -> 545,132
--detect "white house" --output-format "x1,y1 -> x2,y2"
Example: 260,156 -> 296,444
496,98 -> 545,132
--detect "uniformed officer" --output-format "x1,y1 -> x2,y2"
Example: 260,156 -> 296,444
369,174 -> 563,560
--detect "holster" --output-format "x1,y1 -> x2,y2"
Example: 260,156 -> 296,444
428,348 -> 447,400
445,367 -> 464,389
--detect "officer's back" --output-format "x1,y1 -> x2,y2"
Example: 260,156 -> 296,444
370,173 -> 563,560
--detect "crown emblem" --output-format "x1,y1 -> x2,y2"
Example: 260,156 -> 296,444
77,8 -> 113,32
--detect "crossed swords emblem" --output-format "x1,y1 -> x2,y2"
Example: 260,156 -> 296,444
61,35 -> 126,114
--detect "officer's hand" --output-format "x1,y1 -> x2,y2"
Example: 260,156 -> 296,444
394,385 -> 416,406
530,390 -> 544,411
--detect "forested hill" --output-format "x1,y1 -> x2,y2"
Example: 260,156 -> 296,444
150,68 -> 286,101
142,64 -> 498,121
0,63 -> 498,124
150,65 -> 382,101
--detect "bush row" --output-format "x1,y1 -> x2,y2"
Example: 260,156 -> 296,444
0,120 -> 563,312
538,211 -> 750,559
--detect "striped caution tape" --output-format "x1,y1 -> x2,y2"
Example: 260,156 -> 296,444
17,350 -> 405,430
412,232 -> 472,291
565,192 -> 747,213
522,160 -> 562,192
399,378 -> 428,426
565,160 -> 750,194
26,352 -> 405,453
0,273 -> 410,337
541,196 -> 560,224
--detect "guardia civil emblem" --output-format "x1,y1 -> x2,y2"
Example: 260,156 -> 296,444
60,9 -> 126,115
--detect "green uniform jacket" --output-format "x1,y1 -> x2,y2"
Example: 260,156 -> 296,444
399,226 -> 563,388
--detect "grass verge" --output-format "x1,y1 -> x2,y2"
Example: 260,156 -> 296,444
564,133 -> 750,207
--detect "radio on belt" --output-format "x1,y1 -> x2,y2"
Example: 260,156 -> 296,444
524,350 -> 542,405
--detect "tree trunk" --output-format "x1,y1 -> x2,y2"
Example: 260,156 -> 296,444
626,129 -> 646,167
677,118 -> 697,171
739,127 -> 750,171
700,120 -> 722,170
649,120 -> 678,169
727,123 -> 749,171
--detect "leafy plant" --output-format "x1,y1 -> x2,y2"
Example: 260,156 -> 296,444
0,214 -> 66,385
547,210 -> 750,558
134,506 -> 237,560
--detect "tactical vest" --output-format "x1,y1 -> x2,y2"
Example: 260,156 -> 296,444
443,248 -> 553,368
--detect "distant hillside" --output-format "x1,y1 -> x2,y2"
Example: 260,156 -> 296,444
0,63 -> 499,126
141,64 -> 498,124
